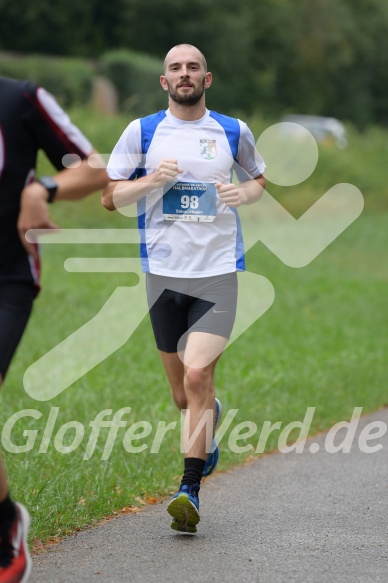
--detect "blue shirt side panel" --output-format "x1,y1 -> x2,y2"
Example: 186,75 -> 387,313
209,110 -> 240,159
141,110 -> 167,153
209,111 -> 245,271
136,111 -> 167,272
134,168 -> 148,272
232,207 -> 246,271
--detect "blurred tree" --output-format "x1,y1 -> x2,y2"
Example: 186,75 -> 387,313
1,0 -> 388,126
0,0 -> 127,56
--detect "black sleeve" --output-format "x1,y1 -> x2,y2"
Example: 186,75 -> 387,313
22,83 -> 92,171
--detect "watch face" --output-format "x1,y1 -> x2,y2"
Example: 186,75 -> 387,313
39,176 -> 57,190
38,176 -> 58,202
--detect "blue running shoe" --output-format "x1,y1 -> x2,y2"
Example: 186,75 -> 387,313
203,397 -> 222,477
167,484 -> 200,533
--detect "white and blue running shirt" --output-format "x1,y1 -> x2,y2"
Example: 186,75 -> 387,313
107,108 -> 266,277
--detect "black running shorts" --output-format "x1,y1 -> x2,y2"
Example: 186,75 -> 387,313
146,272 -> 238,353
0,282 -> 35,379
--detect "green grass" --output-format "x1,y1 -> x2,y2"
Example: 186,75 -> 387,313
1,109 -> 387,544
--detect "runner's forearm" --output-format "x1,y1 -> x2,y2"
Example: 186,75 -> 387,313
101,175 -> 160,211
238,175 -> 266,205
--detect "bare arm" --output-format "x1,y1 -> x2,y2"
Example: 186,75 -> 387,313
102,159 -> 183,211
17,151 -> 108,258
216,175 -> 266,208
53,152 -> 108,201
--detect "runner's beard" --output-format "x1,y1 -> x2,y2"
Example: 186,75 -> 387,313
168,80 -> 206,105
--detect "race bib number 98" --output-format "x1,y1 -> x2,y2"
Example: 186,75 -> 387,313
163,182 -> 217,222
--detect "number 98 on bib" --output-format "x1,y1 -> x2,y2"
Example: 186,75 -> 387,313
163,181 -> 217,222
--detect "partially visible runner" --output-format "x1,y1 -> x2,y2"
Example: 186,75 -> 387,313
0,76 -> 108,582
102,44 -> 266,534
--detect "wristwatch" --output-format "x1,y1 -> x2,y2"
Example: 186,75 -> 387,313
37,176 -> 58,203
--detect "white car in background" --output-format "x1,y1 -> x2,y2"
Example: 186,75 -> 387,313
282,114 -> 348,149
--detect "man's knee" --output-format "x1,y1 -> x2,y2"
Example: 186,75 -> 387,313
184,367 -> 213,395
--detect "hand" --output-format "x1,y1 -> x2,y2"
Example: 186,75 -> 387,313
17,182 -> 59,260
215,182 -> 242,207
153,159 -> 183,187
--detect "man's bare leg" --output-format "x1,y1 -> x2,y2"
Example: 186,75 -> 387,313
158,351 -> 186,410
181,332 -> 227,460
159,332 -> 227,459
159,350 -> 212,458
166,332 -> 227,531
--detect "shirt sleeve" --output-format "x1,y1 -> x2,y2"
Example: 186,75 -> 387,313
234,120 -> 266,182
107,119 -> 144,181
24,84 -> 93,170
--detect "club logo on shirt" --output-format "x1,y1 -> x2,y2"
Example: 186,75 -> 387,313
200,139 -> 217,160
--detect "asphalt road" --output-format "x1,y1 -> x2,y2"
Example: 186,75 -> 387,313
30,408 -> 388,583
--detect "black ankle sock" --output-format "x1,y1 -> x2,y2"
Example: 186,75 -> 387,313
180,457 -> 206,488
0,495 -> 16,524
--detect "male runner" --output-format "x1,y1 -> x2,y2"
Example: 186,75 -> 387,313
102,44 -> 266,533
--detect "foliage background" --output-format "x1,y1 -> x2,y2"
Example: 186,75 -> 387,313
1,0 -> 388,126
